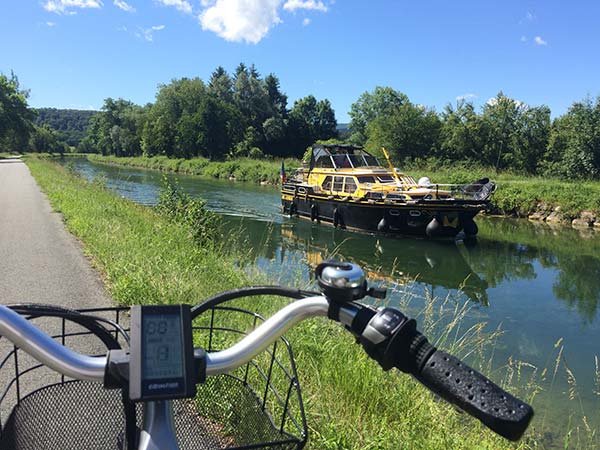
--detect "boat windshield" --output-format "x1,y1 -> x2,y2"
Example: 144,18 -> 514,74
311,145 -> 381,169
348,155 -> 380,167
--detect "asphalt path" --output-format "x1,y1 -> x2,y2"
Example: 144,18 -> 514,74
0,157 -> 115,431
0,157 -> 111,308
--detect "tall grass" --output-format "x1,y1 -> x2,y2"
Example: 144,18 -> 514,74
24,157 -> 600,449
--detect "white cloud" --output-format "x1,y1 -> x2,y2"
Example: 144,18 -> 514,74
114,0 -> 135,12
155,0 -> 192,14
136,24 -> 166,41
534,36 -> 547,46
43,0 -> 103,14
456,93 -> 477,101
302,17 -> 310,26
520,35 -> 527,43
199,0 -> 282,44
526,11 -> 534,21
283,0 -> 327,12
46,21 -> 57,26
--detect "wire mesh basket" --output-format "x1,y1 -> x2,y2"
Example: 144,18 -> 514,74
0,305 -> 307,450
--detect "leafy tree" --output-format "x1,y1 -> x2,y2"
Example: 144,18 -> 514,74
364,101 -> 441,162
207,66 -> 234,104
288,95 -> 337,155
349,86 -> 410,144
264,74 -> 287,117
546,96 -> 600,179
233,64 -> 271,132
142,78 -> 206,157
29,124 -> 67,154
478,93 -> 550,172
86,98 -> 144,156
438,100 -> 483,161
0,72 -> 35,152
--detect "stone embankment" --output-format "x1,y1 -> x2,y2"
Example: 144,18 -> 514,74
527,204 -> 599,229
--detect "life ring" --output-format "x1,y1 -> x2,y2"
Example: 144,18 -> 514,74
310,203 -> 319,222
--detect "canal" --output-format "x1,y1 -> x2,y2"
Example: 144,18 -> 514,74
67,158 -> 600,446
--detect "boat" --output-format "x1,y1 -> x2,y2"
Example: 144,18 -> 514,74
280,144 -> 495,238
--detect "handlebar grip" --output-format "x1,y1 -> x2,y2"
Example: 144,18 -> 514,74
415,350 -> 533,441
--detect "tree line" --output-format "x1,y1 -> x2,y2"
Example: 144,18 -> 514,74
1,72 -> 80,154
78,63 -> 338,159
349,86 -> 600,179
3,66 -> 600,179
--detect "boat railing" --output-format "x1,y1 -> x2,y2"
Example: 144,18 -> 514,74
417,182 -> 496,201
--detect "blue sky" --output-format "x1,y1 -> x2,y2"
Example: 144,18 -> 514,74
1,0 -> 599,123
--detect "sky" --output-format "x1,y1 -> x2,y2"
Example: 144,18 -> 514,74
1,0 -> 599,123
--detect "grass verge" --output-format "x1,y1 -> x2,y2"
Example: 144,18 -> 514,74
26,157 -> 541,449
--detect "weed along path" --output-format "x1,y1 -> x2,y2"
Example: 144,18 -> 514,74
0,157 -> 113,419
0,158 -> 111,309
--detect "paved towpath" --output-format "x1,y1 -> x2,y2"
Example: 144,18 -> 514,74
0,157 -> 111,308
0,157 -> 114,421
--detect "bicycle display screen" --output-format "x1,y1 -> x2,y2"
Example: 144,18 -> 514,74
142,313 -> 184,379
129,305 -> 197,401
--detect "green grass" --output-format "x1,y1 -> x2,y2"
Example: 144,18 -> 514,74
26,157 -> 552,449
87,154 -> 301,185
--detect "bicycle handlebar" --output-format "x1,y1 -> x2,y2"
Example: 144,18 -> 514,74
0,291 -> 533,441
0,306 -> 106,381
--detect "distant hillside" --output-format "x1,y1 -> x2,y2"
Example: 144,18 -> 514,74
34,108 -> 97,147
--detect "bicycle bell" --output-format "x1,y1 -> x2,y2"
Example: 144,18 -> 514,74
316,260 -> 367,303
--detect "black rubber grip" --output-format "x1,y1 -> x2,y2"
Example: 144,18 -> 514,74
416,350 -> 533,441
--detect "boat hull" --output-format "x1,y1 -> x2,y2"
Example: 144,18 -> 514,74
281,189 -> 485,238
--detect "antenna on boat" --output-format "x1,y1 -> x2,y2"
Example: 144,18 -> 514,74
381,147 -> 402,187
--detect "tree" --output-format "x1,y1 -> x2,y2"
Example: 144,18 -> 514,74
0,72 -> 35,152
479,92 -> 550,172
287,95 -> 338,156
438,100 -> 483,162
84,98 -> 145,156
207,66 -> 233,104
545,96 -> 600,179
29,124 -> 67,154
264,74 -> 287,117
349,86 -> 410,144
364,102 -> 441,162
233,64 -> 271,132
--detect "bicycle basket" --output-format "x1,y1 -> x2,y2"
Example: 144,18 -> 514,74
0,305 -> 307,450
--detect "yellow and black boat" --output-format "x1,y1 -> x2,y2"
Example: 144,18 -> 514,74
281,144 -> 495,238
